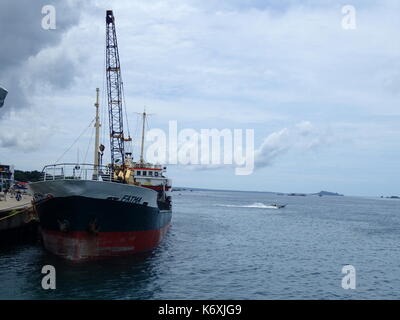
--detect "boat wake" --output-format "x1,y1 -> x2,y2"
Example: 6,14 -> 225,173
216,202 -> 280,209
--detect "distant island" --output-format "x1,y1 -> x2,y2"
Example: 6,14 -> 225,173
172,187 -> 192,192
285,191 -> 343,197
172,187 -> 344,196
312,191 -> 344,197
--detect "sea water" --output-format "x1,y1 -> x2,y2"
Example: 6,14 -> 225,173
0,190 -> 399,299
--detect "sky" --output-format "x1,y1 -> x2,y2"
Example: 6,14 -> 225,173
0,0 -> 399,196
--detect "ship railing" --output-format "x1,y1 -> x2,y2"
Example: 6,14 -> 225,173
130,162 -> 165,170
40,163 -> 118,183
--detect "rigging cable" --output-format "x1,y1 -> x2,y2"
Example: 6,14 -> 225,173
83,124 -> 95,164
55,118 -> 95,164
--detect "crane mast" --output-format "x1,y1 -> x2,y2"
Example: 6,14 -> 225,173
105,10 -> 128,170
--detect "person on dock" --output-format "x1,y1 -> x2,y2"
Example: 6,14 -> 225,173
3,188 -> 8,201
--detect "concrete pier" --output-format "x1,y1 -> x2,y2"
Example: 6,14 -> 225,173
0,194 -> 39,244
0,194 -> 32,212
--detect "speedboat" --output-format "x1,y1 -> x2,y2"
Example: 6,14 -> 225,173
270,204 -> 286,209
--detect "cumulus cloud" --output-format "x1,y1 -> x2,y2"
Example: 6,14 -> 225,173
254,121 -> 330,169
0,108 -> 54,151
165,121 -> 331,173
0,0 -> 85,116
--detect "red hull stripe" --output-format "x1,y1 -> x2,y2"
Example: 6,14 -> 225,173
142,185 -> 171,191
41,223 -> 170,262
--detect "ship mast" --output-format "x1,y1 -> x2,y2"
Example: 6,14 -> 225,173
93,88 -> 101,176
140,110 -> 146,164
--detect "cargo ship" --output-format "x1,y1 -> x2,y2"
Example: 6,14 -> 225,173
28,10 -> 172,262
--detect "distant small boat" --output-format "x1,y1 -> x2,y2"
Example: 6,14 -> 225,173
270,204 -> 286,209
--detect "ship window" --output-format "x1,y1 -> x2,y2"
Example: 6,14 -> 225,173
155,172 -> 159,177
149,171 -> 153,176
136,171 -> 141,175
143,171 -> 147,176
